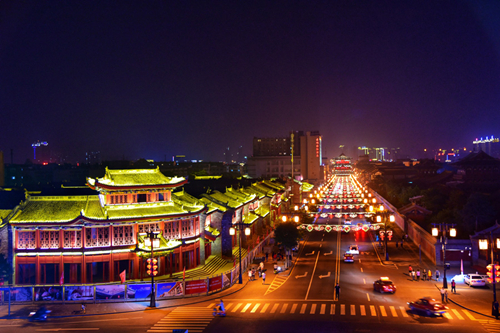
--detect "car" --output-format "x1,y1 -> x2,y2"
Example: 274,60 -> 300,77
343,253 -> 354,263
348,245 -> 359,254
464,274 -> 486,287
408,297 -> 448,316
373,277 -> 396,293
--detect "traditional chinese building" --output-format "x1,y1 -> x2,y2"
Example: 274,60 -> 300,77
9,167 -> 208,285
334,153 -> 352,176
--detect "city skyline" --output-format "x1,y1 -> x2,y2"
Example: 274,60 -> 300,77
2,1 -> 500,164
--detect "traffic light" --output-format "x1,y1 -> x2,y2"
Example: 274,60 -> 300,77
147,258 -> 158,276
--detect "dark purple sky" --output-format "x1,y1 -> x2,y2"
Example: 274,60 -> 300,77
1,1 -> 500,163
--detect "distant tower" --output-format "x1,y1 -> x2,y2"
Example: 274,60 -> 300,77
31,141 -> 49,164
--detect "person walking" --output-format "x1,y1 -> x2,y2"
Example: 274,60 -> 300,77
401,238 -> 404,248
435,269 -> 440,282
416,269 -> 420,281
440,288 -> 445,303
265,252 -> 269,262
408,265 -> 413,276
423,269 -> 427,281
412,270 -> 416,281
428,269 -> 432,281
444,289 -> 448,303
248,270 -> 253,281
451,279 -> 456,293
335,283 -> 341,301
262,272 -> 266,285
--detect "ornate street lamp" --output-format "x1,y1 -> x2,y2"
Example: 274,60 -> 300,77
230,223 -> 251,284
375,207 -> 395,261
478,233 -> 500,318
140,231 -> 160,308
431,223 -> 456,289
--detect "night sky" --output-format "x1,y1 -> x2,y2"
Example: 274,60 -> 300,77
1,1 -> 500,164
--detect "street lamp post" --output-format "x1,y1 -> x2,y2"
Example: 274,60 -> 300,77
141,231 -> 160,308
375,205 -> 394,261
432,223 -> 456,289
479,232 -> 499,318
230,223 -> 251,284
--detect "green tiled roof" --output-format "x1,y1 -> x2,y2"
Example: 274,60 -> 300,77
262,180 -> 285,191
9,196 -> 102,224
88,167 -> 185,187
205,225 -> 220,236
225,188 -> 256,204
171,190 -> 206,211
241,187 -> 266,199
253,183 -> 277,196
104,202 -> 201,220
0,209 -> 12,219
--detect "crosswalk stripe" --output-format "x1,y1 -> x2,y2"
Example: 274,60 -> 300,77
452,309 -> 464,320
241,303 -> 252,313
360,305 -> 366,316
341,304 -> 345,315
310,304 -> 317,314
260,303 -> 270,313
232,303 -> 243,312
379,305 -> 387,317
331,304 -> 335,315
300,304 -> 307,314
250,303 -> 260,313
462,310 -> 477,321
390,306 -> 397,317
350,304 -> 356,316
320,304 -> 326,315
280,304 -> 288,314
226,303 -> 233,310
400,306 -> 408,317
370,305 -> 376,316
270,303 -> 280,314
291,304 -> 298,314
207,303 -> 216,309
443,312 -> 453,319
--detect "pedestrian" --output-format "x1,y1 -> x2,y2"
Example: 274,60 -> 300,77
81,304 -> 86,314
248,270 -> 253,281
416,269 -> 420,281
274,263 -> 278,273
260,261 -> 265,272
451,279 -> 456,293
252,269 -> 256,281
440,288 -> 445,302
428,269 -> 432,281
435,269 -> 440,282
423,269 -> 427,281
265,252 -> 269,262
408,265 -> 413,276
444,289 -> 448,303
262,272 -> 266,285
412,270 -> 415,281
401,238 -> 404,248
335,283 -> 340,301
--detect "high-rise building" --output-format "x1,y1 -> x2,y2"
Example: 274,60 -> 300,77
473,136 -> 500,159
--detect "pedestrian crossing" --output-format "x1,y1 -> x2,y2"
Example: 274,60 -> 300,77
147,307 -> 214,333
205,301 -> 478,321
264,274 -> 289,295
478,319 -> 500,333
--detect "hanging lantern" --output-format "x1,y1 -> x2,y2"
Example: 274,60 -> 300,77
479,239 -> 488,250
432,228 -> 439,237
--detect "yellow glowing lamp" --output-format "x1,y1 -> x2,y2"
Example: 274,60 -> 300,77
153,238 -> 160,248
309,194 -> 313,198
294,216 -> 299,223
312,199 -> 315,204
294,205 -> 299,211
303,199 -> 308,204
372,198 -> 377,203
369,205 -> 373,212
449,228 -> 456,237
305,206 -> 309,211
282,216 -> 287,222
479,239 -> 488,250
245,227 -> 251,236
379,205 -> 384,211
364,199 -> 368,204
497,238 -> 500,249
229,227 -> 236,236
432,228 -> 438,237
389,215 -> 395,222
376,216 -> 382,223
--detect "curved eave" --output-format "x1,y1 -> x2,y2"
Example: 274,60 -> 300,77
89,179 -> 188,191
11,207 -> 207,226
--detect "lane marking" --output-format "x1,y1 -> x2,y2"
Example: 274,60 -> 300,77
451,309 -> 464,320
366,293 -> 370,301
319,272 -> 331,279
324,251 -> 332,256
305,251 -> 315,256
250,303 -> 260,313
363,278 -> 366,284
360,305 -> 366,316
232,303 -> 242,312
290,304 -> 298,314
260,303 -> 270,313
35,330 -> 99,332
400,306 -> 409,317
390,306 -> 397,317
241,303 -> 252,313
270,303 -> 279,314
305,251 -> 321,300
350,304 -> 356,316
320,304 -> 326,314
295,272 -> 308,279
207,303 -> 215,309
320,244 -> 322,248
379,305 -> 387,317
360,268 -> 363,273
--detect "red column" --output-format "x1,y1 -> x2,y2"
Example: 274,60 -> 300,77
178,247 -> 183,273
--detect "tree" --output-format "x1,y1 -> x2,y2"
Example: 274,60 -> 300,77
461,192 -> 496,233
0,253 -> 12,284
274,222 -> 302,268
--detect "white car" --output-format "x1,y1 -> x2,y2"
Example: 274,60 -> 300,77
348,245 -> 359,255
464,274 -> 486,287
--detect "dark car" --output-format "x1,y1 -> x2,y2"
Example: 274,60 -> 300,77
343,253 -> 354,263
373,277 -> 396,293
408,297 -> 448,316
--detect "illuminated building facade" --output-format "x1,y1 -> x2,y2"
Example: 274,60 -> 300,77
6,167 -> 285,285
473,136 -> 500,159
333,153 -> 352,176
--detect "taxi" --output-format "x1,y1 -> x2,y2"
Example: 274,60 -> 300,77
373,277 -> 396,293
408,297 -> 448,316
343,252 -> 354,263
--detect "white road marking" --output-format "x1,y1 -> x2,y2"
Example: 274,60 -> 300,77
350,304 -> 356,315
300,304 -> 307,314
305,251 -> 321,300
390,306 -> 397,317
320,304 -> 326,314
280,304 -> 288,313
331,304 -> 335,315
452,309 -> 464,320
379,305 -> 387,317
366,293 -> 370,301
360,305 -> 366,316
290,304 -> 298,314
400,306 -> 409,317
341,304 -> 345,315
310,304 -> 317,314
370,305 -> 377,316
250,303 -> 260,313
270,303 -> 279,313
363,278 -> 366,284
241,303 -> 252,312
232,303 -> 242,312
260,303 -> 270,313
